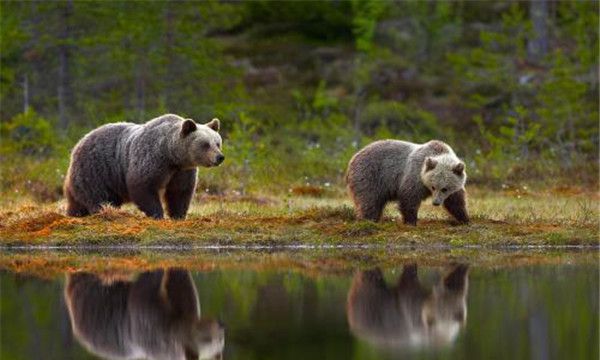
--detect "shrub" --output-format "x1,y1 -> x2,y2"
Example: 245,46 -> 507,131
0,110 -> 57,157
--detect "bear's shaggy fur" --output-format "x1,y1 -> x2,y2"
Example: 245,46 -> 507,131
346,140 -> 469,225
65,269 -> 225,360
64,114 -> 224,219
346,264 -> 469,349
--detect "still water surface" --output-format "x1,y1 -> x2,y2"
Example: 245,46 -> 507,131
1,262 -> 598,360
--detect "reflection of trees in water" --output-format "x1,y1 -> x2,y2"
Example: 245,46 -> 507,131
211,272 -> 353,357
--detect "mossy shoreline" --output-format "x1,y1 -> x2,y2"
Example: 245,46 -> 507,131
1,247 -> 597,280
0,212 -> 597,247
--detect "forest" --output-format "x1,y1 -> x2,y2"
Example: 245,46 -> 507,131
1,3 -> 599,359
0,0 -> 598,247
1,0 -> 598,202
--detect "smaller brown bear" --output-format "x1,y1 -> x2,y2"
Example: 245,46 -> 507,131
64,114 -> 224,219
346,140 -> 469,225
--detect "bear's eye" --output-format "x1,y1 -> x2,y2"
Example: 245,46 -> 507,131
441,188 -> 447,192
201,142 -> 211,150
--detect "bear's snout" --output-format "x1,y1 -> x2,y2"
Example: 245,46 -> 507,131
432,200 -> 442,206
216,154 -> 225,165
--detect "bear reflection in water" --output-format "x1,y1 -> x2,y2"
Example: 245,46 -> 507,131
65,268 -> 224,360
347,264 -> 469,349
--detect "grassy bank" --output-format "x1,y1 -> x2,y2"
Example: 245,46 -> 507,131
0,186 -> 597,247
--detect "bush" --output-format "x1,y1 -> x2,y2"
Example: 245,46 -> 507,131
361,101 -> 440,140
0,110 -> 57,157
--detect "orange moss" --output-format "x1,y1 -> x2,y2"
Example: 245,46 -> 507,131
0,250 -> 596,280
550,185 -> 585,196
290,185 -> 326,197
12,212 -> 65,232
94,206 -> 141,221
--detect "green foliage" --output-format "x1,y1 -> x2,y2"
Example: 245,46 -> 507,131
293,80 -> 340,120
447,1 -> 598,175
381,1 -> 462,63
0,110 -> 58,157
0,1 -> 598,198
223,111 -> 266,193
536,50 -> 598,159
362,101 -> 439,140
242,1 -> 354,41
351,0 -> 386,53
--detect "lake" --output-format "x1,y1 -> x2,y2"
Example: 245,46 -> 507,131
1,250 -> 598,360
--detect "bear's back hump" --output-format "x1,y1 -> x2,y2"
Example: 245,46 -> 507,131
354,140 -> 415,164
143,113 -> 184,129
71,123 -> 137,173
77,122 -> 134,150
352,140 -> 415,176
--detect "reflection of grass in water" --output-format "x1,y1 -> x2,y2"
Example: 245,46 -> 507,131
0,187 -> 597,246
0,248 -> 597,280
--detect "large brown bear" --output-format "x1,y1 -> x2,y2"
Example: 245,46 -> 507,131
346,140 -> 469,225
65,268 -> 225,360
347,264 -> 469,349
64,114 -> 224,219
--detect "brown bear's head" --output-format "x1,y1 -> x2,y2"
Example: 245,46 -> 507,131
421,154 -> 466,206
179,118 -> 224,169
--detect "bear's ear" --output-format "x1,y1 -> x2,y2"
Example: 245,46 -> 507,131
205,118 -> 220,132
425,157 -> 437,172
453,162 -> 465,176
181,119 -> 197,137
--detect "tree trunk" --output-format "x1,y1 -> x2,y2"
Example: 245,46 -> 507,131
352,56 -> 367,146
23,74 -> 29,113
58,0 -> 74,130
527,0 -> 549,64
163,1 -> 175,110
135,56 -> 146,119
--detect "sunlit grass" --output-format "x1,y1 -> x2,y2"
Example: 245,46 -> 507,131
0,186 -> 597,246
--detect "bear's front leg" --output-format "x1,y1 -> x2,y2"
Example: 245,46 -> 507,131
443,189 -> 469,224
129,183 -> 164,219
398,199 -> 420,225
165,169 -> 197,220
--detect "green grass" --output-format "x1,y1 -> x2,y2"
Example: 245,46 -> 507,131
0,187 -> 597,247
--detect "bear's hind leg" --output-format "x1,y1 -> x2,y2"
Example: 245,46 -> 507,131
165,169 -> 197,220
443,189 -> 469,224
355,197 -> 386,222
65,189 -> 90,217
